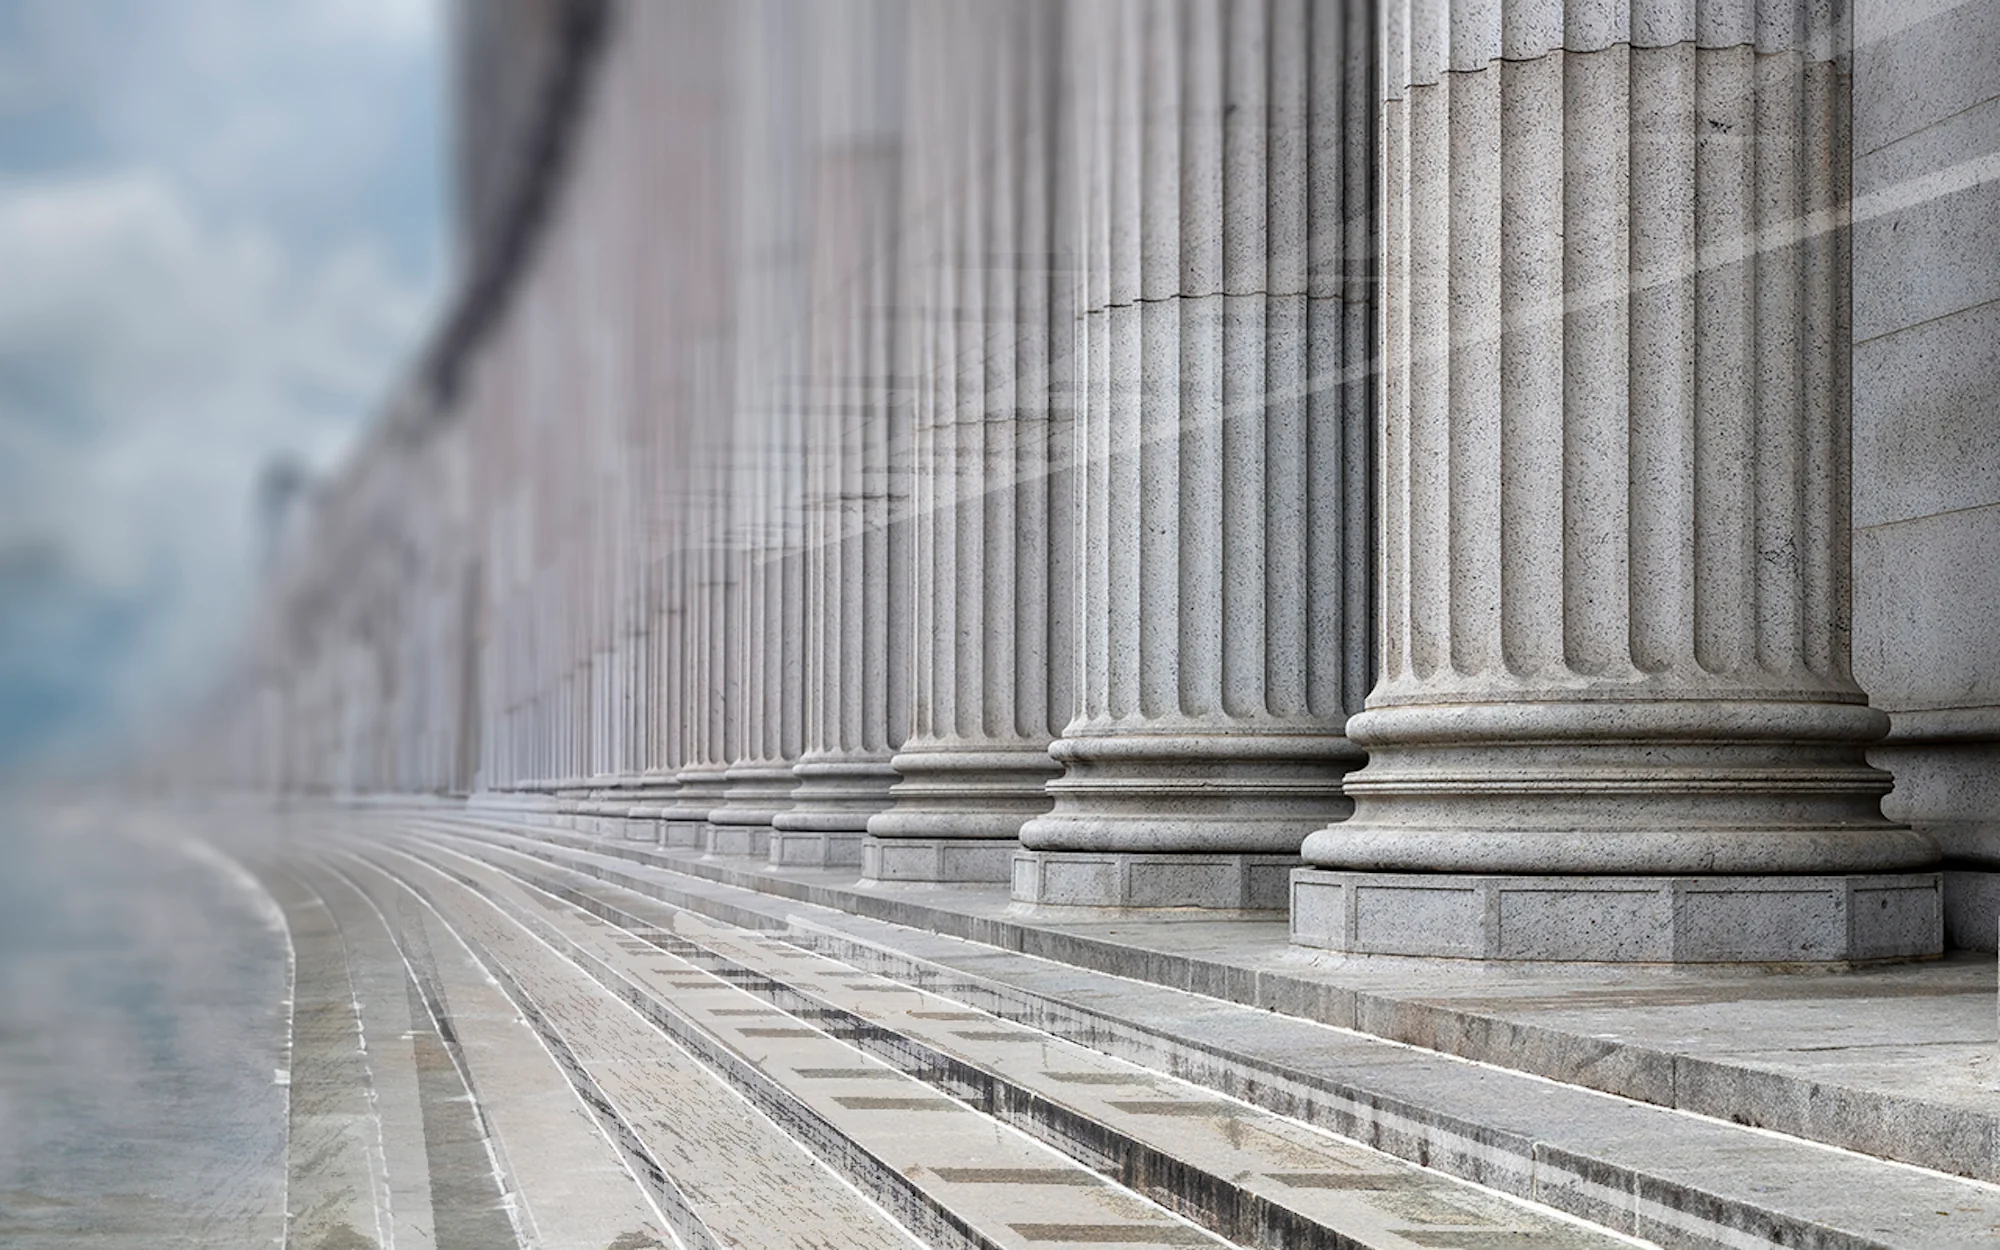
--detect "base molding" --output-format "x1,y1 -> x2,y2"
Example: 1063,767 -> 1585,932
1290,869 -> 1943,963
861,837 -> 1016,884
1011,850 -> 1297,910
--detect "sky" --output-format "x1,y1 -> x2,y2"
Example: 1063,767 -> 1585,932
0,0 -> 448,776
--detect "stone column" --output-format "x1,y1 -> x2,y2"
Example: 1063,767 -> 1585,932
645,4 -> 740,849
706,3 -> 810,855
554,506 -> 594,827
629,3 -> 739,841
862,0 -> 1076,883
625,384 -> 684,837
1014,0 -> 1375,910
582,176 -> 639,838
771,3 -> 913,868
663,417 -> 738,847
1296,0 -> 1941,962
661,327 -> 739,850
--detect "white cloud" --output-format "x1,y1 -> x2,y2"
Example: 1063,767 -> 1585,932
0,170 -> 432,727
0,0 -> 444,769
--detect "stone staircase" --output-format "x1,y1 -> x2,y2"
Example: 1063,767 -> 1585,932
306,809 -> 2000,1250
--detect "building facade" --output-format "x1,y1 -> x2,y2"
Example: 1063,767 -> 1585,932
207,0 -> 2000,962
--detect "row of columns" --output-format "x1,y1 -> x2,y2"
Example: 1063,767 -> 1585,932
234,0 -> 1940,961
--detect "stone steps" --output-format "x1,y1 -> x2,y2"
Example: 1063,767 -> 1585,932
455,808 -> 2000,1186
403,814 -> 2000,1250
385,828 -> 1636,1250
328,840 -> 940,1250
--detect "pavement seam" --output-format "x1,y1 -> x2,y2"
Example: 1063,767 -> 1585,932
337,847 -> 737,1250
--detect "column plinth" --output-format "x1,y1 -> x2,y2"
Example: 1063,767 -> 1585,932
622,769 -> 680,843
706,763 -> 794,857
1017,731 -> 1360,909
554,779 -> 592,830
578,783 -> 617,837
775,755 -> 898,868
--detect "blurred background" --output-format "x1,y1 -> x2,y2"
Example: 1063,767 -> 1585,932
0,6 -> 446,1242
0,0 -> 446,784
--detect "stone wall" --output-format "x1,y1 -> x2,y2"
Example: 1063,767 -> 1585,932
1849,0 -> 2000,945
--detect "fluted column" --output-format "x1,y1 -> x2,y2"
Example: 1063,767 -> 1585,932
1014,0 -> 1375,910
706,1 -> 811,855
770,0 -> 913,868
661,315 -> 739,850
862,0 -> 1075,883
1295,0 -> 1940,962
664,429 -> 738,846
637,4 -> 738,848
582,175 -> 638,837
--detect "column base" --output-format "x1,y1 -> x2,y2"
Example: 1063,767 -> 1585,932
512,786 -> 555,828
771,754 -> 897,839
769,828 -> 864,867
553,782 -> 592,830
704,761 -> 797,853
1019,728 -> 1358,855
663,766 -> 729,849
1011,850 -> 1298,910
709,761 -> 797,823
866,744 -> 1059,842
580,788 -> 626,837
861,836 -> 1016,884
622,773 -> 681,845
1289,869 -> 1943,963
1307,700 -> 1936,875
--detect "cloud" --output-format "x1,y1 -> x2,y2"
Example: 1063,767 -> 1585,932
0,0 -> 444,772
0,170 -> 433,763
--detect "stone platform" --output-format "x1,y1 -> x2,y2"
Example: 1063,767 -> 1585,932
1289,868 -> 1945,963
